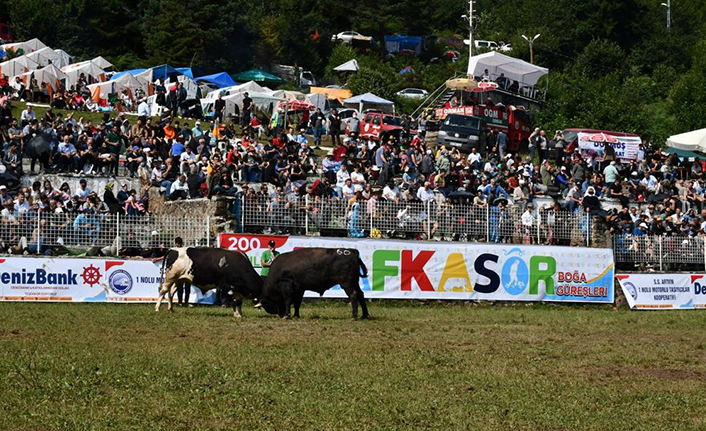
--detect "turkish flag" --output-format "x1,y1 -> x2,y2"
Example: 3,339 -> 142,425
312,29 -> 320,40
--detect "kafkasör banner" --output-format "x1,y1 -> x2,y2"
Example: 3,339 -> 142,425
219,234 -> 615,303
617,274 -> 706,310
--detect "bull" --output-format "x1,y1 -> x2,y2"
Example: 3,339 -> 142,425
258,248 -> 369,319
155,247 -> 262,318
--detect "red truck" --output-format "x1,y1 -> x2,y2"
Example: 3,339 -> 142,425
358,111 -> 414,142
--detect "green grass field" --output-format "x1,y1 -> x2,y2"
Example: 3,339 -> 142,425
1,301 -> 705,431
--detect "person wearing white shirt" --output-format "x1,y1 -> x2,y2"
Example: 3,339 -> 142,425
417,182 -> 435,202
350,166 -> 365,192
137,99 -> 151,119
342,179 -> 356,199
641,174 -> 658,193
335,164 -> 350,197
179,147 -> 197,174
20,105 -> 36,126
467,148 -> 482,170
382,183 -> 400,202
521,204 -> 535,243
169,175 -> 189,200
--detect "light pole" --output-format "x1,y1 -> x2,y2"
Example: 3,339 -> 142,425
521,33 -> 540,64
463,0 -> 475,75
661,0 -> 671,31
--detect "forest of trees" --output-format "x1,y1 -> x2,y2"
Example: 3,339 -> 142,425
2,0 -> 706,143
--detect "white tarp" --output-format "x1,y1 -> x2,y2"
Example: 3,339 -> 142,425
219,234 -> 615,303
666,128 -> 706,153
26,47 -> 62,68
204,81 -> 266,101
306,93 -> 329,111
115,72 -> 151,96
270,89 -> 306,101
90,56 -> 113,70
467,51 -> 548,86
202,90 -> 283,118
334,59 -> 359,72
1,38 -> 47,55
53,49 -> 71,68
0,56 -> 40,76
16,64 -> 67,92
618,274 -> 706,310
62,62 -> 106,88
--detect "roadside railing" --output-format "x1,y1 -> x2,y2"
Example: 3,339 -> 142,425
613,234 -> 706,272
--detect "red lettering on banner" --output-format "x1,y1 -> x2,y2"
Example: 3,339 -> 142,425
401,250 -> 435,291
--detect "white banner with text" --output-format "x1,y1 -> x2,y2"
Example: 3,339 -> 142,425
617,274 -> 706,309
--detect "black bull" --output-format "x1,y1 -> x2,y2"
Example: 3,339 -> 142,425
155,247 -> 262,317
259,248 -> 370,319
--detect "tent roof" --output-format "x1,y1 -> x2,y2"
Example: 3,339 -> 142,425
176,67 -> 193,79
40,63 -> 67,79
150,64 -> 183,82
114,72 -> 147,89
231,68 -> 285,84
195,72 -> 236,88
343,92 -> 394,105
110,69 -> 147,81
664,146 -> 705,160
666,128 -> 706,153
91,56 -> 113,69
467,51 -> 548,86
334,59 -> 359,72
310,86 -> 353,102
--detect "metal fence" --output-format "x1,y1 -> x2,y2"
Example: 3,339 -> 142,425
0,212 -> 211,255
613,234 -> 706,271
241,196 -> 598,247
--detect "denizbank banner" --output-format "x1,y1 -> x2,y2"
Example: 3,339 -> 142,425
617,274 -> 706,310
219,234 -> 615,303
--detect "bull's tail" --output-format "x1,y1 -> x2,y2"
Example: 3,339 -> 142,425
358,256 -> 368,278
158,251 -> 168,292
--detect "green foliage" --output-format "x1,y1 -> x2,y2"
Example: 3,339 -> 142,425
348,65 -> 397,100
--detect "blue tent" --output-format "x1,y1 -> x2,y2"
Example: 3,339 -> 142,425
110,68 -> 147,81
151,64 -> 183,82
175,67 -> 194,79
384,35 -> 422,55
194,72 -> 237,88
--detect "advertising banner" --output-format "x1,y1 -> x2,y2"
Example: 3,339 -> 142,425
577,132 -> 641,161
219,234 -> 615,303
617,274 -> 706,310
0,257 -> 213,303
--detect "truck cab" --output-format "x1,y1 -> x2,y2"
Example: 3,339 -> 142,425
359,111 -> 411,142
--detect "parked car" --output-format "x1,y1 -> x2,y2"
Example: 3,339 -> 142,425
331,31 -> 364,44
357,111 -> 415,142
437,114 -> 487,154
473,40 -> 512,52
395,88 -> 429,99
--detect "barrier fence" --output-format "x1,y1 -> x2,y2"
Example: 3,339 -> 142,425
0,212 -> 211,254
241,196 -> 597,247
612,234 -> 706,272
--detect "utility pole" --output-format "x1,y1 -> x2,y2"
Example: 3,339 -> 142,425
661,0 -> 671,31
522,34 -> 540,64
463,0 -> 475,76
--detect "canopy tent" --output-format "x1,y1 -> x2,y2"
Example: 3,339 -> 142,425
231,69 -> 285,84
150,64 -> 183,82
90,56 -> 113,70
16,64 -> 67,94
0,56 -> 40,76
87,81 -> 120,102
114,72 -> 152,96
53,49 -> 71,68
663,147 -> 704,160
194,72 -> 236,89
344,92 -> 395,114
204,80 -> 266,101
1,38 -> 47,55
201,90 -> 284,119
62,62 -> 106,88
270,89 -> 306,101
384,35 -> 422,55
466,51 -> 548,87
333,59 -> 359,72
310,86 -> 353,104
26,47 -> 62,68
399,66 -> 415,75
666,128 -> 706,153
110,69 -> 148,81
175,67 -> 193,79
306,93 -> 329,112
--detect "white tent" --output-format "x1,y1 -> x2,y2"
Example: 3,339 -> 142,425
270,89 -> 306,101
26,47 -> 62,68
201,90 -> 283,119
87,81 -> 119,101
115,72 -> 151,96
306,93 -> 329,112
90,56 -> 113,70
1,38 -> 47,55
666,128 -> 706,153
0,56 -> 40,76
204,80 -> 266,101
53,49 -> 71,68
17,64 -> 67,92
62,62 -> 106,88
343,92 -> 395,113
466,51 -> 548,87
333,59 -> 359,72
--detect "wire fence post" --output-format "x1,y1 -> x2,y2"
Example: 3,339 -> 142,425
115,213 -> 121,256
485,202 -> 486,242
305,194 -> 309,236
206,216 -> 211,247
241,195 -> 246,234
369,199 -> 374,234
426,199 -> 431,239
37,210 -> 41,255
659,236 -> 663,271
536,208 -> 541,245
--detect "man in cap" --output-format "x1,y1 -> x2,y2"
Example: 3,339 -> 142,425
260,240 -> 280,282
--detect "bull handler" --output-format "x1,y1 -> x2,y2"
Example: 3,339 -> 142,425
260,240 -> 280,282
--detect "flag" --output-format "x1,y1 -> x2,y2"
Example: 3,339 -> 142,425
312,29 -> 320,41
